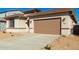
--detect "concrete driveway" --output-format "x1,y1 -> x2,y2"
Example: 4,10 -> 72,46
0,33 -> 59,50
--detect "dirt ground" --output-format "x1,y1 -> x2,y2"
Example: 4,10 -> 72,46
0,32 -> 59,50
1,32 -> 79,50
0,32 -> 26,40
48,35 -> 79,50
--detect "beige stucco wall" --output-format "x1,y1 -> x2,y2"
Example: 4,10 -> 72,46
6,20 -> 9,28
5,18 -> 29,32
61,15 -> 73,35
61,15 -> 76,35
29,19 -> 34,33
6,28 -> 28,32
6,19 -> 27,28
61,29 -> 71,35
14,19 -> 26,28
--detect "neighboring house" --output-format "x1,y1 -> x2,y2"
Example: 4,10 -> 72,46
0,8 -> 77,35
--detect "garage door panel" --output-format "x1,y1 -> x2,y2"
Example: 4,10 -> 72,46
34,18 -> 61,35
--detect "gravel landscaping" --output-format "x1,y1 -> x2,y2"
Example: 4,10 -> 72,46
48,35 -> 79,50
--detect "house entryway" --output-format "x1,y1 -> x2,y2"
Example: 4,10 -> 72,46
0,21 -> 6,31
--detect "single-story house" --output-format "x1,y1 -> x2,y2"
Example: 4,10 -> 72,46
25,8 -> 77,35
0,8 -> 77,35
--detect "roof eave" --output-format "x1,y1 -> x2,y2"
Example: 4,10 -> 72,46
69,11 -> 77,24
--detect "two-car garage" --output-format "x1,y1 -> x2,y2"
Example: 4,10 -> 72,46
33,18 -> 61,35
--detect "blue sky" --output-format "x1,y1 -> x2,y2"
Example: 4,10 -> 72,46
73,8 -> 79,24
0,8 -> 79,24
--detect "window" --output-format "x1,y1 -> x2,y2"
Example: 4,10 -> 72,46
9,19 -> 14,28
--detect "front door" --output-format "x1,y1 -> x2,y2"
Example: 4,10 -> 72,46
0,21 -> 6,31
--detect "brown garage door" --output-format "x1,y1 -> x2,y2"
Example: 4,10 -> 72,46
34,18 -> 61,35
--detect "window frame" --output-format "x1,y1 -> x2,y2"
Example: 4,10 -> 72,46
9,19 -> 14,28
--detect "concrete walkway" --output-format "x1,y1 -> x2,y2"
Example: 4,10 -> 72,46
0,33 -> 59,50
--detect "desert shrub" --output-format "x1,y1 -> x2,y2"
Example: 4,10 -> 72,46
61,35 -> 66,37
44,45 -> 51,50
3,31 -> 6,33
